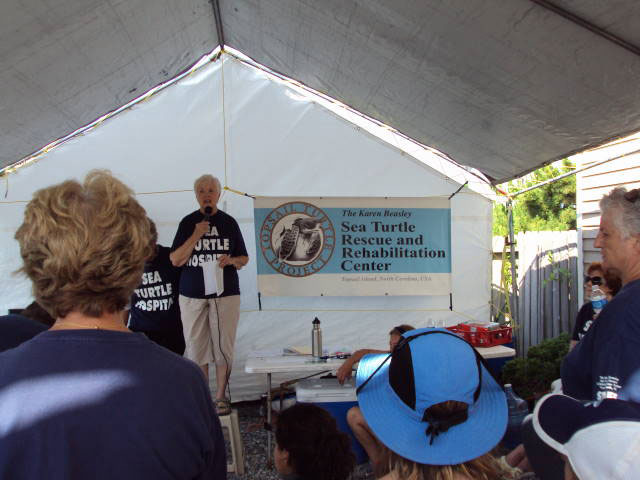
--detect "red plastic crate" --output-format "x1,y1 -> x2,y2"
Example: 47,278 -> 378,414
446,324 -> 512,347
445,326 -> 470,342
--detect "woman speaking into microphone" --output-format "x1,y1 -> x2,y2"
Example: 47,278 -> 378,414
170,174 -> 248,415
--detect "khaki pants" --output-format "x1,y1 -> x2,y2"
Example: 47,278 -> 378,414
179,295 -> 241,368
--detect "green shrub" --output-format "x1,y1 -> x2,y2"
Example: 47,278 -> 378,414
502,333 -> 570,400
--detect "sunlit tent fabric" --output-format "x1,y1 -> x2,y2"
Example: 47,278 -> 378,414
0,55 -> 494,399
2,0 -> 640,182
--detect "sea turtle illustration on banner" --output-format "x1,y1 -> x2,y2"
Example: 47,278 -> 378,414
275,216 -> 323,262
259,202 -> 336,277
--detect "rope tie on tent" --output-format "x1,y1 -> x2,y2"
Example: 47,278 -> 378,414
224,186 -> 255,199
0,186 -> 255,204
234,307 -> 479,320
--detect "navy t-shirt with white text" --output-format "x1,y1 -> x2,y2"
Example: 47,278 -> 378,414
171,209 -> 247,298
562,279 -> 640,401
129,246 -> 181,332
571,302 -> 595,342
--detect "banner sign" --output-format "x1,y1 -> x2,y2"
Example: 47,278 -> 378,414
254,197 -> 451,296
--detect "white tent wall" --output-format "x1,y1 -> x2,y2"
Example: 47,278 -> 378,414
0,55 -> 492,400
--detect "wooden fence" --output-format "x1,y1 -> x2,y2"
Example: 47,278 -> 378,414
492,231 -> 578,356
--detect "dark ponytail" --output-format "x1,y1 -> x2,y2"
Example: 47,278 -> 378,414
275,403 -> 356,480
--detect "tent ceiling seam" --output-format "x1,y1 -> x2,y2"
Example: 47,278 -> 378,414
529,0 -> 640,58
212,0 -> 225,48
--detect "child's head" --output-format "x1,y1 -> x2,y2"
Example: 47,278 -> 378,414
274,403 -> 355,480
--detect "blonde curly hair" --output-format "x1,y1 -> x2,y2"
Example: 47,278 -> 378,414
383,401 -> 513,480
15,170 -> 153,319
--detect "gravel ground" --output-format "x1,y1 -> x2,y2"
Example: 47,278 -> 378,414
226,401 -> 371,480
225,401 -> 537,480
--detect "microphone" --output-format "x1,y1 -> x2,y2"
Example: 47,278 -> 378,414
204,206 -> 213,222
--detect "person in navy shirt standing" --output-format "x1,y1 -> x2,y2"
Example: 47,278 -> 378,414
562,187 -> 640,401
129,220 -> 185,355
171,174 -> 248,415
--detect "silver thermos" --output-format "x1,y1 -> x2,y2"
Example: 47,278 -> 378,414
311,317 -> 323,360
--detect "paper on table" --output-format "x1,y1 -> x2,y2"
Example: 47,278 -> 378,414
283,346 -> 312,355
203,260 -> 225,296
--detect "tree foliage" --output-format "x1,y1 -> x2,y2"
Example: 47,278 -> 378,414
493,160 -> 576,236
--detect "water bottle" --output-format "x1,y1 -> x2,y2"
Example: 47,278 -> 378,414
311,317 -> 323,361
591,284 -> 607,316
503,384 -> 529,448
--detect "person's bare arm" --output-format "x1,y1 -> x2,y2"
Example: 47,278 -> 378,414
170,221 -> 209,267
569,339 -> 578,351
505,444 -> 532,472
337,348 -> 388,384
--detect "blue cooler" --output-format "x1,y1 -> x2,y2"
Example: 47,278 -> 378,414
295,377 -> 368,464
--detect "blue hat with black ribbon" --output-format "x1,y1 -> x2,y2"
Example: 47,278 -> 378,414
355,327 -> 507,465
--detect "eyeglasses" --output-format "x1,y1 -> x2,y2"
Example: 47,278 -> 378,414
624,189 -> 640,203
584,276 -> 602,285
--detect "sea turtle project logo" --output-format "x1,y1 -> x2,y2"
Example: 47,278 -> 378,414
259,202 -> 335,277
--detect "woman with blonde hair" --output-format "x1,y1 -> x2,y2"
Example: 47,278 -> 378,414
355,328 -> 520,480
0,171 -> 226,479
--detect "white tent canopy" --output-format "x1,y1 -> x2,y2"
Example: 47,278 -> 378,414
0,55 -> 493,400
2,0 -> 640,183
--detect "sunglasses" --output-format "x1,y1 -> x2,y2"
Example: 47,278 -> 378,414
624,189 -> 640,203
584,276 -> 602,285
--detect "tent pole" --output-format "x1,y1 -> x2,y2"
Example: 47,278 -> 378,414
529,0 -> 640,58
507,200 -> 519,331
511,149 -> 640,198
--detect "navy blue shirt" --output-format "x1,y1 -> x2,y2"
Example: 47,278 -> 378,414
129,246 -> 181,332
171,209 -> 247,298
562,279 -> 640,401
571,302 -> 595,342
0,314 -> 47,352
0,329 -> 226,480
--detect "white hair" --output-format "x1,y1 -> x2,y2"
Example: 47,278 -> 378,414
193,174 -> 221,194
599,187 -> 640,239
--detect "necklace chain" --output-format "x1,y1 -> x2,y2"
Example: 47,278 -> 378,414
52,320 -> 129,332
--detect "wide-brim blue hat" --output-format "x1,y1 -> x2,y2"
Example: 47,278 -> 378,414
355,327 -> 507,465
